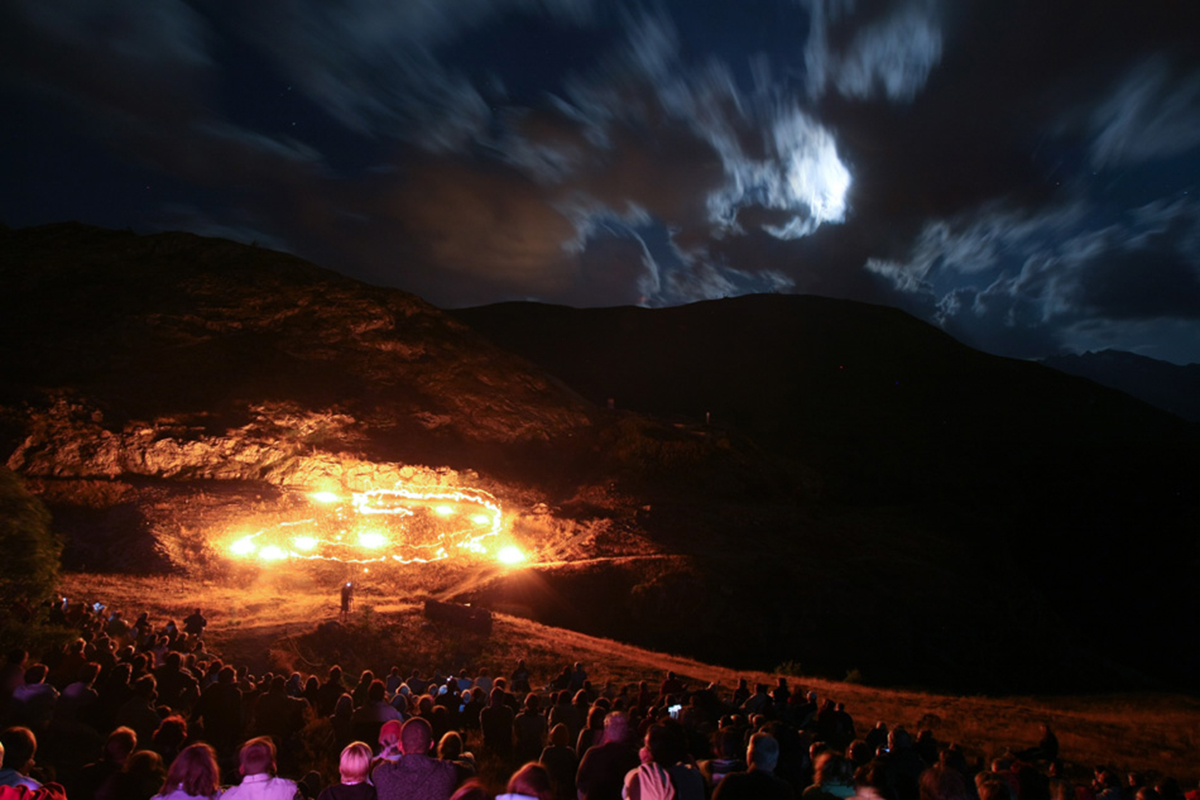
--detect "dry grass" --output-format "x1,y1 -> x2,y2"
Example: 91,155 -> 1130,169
60,571 -> 1200,786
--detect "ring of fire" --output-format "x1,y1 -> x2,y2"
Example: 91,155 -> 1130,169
225,486 -> 519,565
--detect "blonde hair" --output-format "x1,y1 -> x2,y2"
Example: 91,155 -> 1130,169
339,741 -> 373,783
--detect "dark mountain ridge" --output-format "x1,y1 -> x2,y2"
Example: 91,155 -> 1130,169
1041,349 -> 1200,424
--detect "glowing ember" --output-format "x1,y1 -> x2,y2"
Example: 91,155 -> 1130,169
224,484 -> 505,565
497,546 -> 525,565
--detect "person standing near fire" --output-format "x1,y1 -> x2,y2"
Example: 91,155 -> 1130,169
340,582 -> 354,621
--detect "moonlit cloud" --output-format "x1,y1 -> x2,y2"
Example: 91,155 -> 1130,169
552,10 -> 852,246
1086,57 -> 1200,169
870,195 -> 1200,358
803,0 -> 944,103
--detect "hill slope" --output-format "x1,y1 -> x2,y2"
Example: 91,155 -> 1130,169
452,298 -> 1200,688
1041,349 -> 1200,423
3,224 -> 1198,693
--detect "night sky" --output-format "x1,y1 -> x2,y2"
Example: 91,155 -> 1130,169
3,1 -> 1200,364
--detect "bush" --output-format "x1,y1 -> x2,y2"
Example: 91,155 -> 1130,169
0,467 -> 61,620
776,659 -> 805,677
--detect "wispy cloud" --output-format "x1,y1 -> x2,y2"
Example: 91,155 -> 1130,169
803,0 -> 944,103
1086,57 -> 1200,169
869,195 -> 1200,356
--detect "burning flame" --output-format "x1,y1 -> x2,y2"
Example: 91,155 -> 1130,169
224,484 -> 509,566
497,546 -> 525,565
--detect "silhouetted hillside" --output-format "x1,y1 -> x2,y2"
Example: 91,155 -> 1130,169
3,224 -> 1198,693
1042,350 -> 1200,423
454,298 -> 1200,688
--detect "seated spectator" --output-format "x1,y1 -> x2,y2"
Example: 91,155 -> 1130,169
480,687 -> 514,763
500,762 -> 555,800
577,706 -> 607,759
804,752 -> 855,800
629,722 -> 704,800
371,718 -> 458,800
377,720 -> 404,763
318,741 -> 376,800
154,742 -> 222,800
977,773 -> 1014,800
183,609 -> 207,639
699,727 -> 745,792
10,665 -> 58,734
449,780 -> 489,800
151,715 -> 190,767
510,660 -> 531,695
515,694 -> 548,764
712,732 -> 794,800
539,723 -> 577,800
438,731 -> 477,784
116,675 -> 162,747
576,711 -> 640,800
75,726 -> 139,800
0,726 -> 43,790
919,765 -> 971,800
55,661 -> 102,725
222,736 -> 301,800
1016,725 -> 1059,764
98,749 -> 167,800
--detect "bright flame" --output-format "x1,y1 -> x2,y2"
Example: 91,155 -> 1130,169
472,514 -> 490,525
435,506 -> 454,516
292,536 -> 318,551
310,491 -> 341,504
230,537 -> 257,556
259,545 -> 288,561
497,546 -> 525,565
358,531 -> 387,549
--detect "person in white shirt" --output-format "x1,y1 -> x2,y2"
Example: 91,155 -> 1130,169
221,736 -> 302,800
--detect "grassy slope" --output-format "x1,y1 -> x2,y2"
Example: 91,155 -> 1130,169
60,572 -> 1200,784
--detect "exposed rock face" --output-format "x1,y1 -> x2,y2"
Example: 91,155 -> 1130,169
7,395 -> 489,495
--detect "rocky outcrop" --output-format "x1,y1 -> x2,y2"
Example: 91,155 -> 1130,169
7,395 -> 480,493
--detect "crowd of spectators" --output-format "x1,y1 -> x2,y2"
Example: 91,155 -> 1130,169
1,597 -> 1196,800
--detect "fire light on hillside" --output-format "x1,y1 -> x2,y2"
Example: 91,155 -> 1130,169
223,484 -> 511,566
